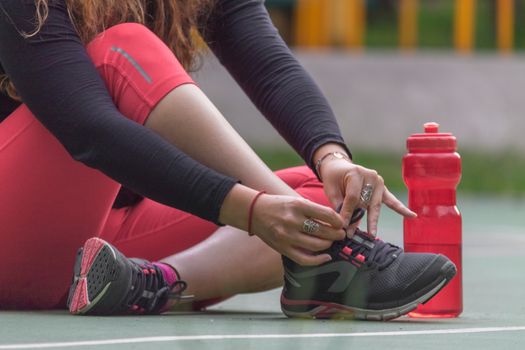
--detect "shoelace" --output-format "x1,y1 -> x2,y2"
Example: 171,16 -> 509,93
333,229 -> 402,270
127,261 -> 192,313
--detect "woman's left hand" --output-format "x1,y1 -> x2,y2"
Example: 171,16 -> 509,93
318,152 -> 416,237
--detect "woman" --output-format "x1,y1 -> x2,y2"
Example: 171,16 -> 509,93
0,0 -> 455,318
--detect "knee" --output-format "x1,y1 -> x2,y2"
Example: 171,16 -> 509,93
275,165 -> 320,189
84,22 -> 193,124
104,22 -> 154,39
85,22 -> 177,77
86,23 -> 159,61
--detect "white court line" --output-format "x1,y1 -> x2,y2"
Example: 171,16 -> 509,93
1,326 -> 525,349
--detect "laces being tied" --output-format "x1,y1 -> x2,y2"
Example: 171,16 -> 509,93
127,259 -> 193,314
332,230 -> 402,270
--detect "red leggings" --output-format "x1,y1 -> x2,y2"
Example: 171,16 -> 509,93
0,23 -> 332,310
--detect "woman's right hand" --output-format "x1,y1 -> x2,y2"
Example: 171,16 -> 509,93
219,184 -> 346,266
251,194 -> 346,265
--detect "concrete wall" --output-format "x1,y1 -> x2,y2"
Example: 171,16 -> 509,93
193,51 -> 525,153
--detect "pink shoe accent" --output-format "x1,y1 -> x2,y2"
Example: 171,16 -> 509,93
70,238 -> 105,314
152,263 -> 180,313
153,263 -> 178,286
342,246 -> 353,255
80,238 -> 105,276
70,277 -> 89,314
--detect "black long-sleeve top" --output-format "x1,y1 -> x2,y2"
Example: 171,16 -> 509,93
0,0 -> 350,224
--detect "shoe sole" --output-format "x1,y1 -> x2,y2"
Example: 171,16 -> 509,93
281,260 -> 456,321
68,238 -> 118,315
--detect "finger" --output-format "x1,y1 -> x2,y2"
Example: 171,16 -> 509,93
300,200 -> 345,229
293,230 -> 334,252
382,187 -> 417,217
287,247 -> 332,266
340,172 -> 363,229
346,221 -> 360,238
304,220 -> 346,241
325,187 -> 344,214
366,178 -> 385,236
336,203 -> 365,225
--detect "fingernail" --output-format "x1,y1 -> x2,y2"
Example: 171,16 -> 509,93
324,255 -> 333,263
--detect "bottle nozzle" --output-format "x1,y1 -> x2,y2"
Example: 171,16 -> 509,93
424,122 -> 440,133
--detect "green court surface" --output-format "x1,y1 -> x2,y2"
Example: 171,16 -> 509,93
1,195 -> 524,349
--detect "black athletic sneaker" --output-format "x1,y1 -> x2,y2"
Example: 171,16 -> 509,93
281,229 -> 456,321
67,237 -> 192,315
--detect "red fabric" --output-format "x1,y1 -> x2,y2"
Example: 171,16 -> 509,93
86,23 -> 196,125
0,23 -> 333,310
0,23 -> 192,309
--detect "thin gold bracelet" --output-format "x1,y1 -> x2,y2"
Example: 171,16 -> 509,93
315,151 -> 351,181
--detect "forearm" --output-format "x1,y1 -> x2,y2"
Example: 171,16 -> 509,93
145,84 -> 298,199
203,0 -> 351,171
0,0 -> 238,224
218,184 -> 258,230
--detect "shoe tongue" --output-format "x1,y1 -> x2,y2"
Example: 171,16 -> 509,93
128,258 -> 172,313
152,263 -> 179,286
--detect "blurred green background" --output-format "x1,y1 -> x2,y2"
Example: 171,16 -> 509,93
255,0 -> 525,196
266,0 -> 525,50
256,147 -> 525,195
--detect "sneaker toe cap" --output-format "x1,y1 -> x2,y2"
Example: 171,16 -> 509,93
402,254 -> 456,301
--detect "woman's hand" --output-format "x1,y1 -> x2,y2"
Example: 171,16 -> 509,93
250,194 -> 346,266
219,184 -> 346,266
315,145 -> 416,237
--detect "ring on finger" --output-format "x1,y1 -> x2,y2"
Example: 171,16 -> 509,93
360,183 -> 374,205
302,218 -> 320,234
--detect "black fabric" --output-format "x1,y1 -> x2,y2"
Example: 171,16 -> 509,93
0,85 -> 21,118
201,0 -> 352,171
333,230 -> 402,269
0,0 -> 350,221
0,0 -> 237,224
282,240 -> 449,310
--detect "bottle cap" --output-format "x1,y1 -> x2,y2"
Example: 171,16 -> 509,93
407,122 -> 457,152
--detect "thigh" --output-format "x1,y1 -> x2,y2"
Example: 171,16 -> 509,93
275,165 -> 332,208
0,105 -> 121,309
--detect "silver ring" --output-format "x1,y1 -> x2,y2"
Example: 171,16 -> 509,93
302,218 -> 320,234
360,184 -> 374,204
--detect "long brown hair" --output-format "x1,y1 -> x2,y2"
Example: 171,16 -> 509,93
1,0 -> 214,101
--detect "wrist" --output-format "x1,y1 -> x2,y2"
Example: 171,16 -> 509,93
218,184 -> 258,230
312,143 -> 350,166
313,144 -> 352,181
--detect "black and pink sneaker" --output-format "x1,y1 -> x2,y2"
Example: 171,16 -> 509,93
281,230 -> 456,321
67,237 -> 192,315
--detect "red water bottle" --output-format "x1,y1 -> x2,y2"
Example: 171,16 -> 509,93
403,122 -> 462,318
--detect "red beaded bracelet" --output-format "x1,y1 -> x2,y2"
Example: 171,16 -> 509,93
247,190 -> 266,236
